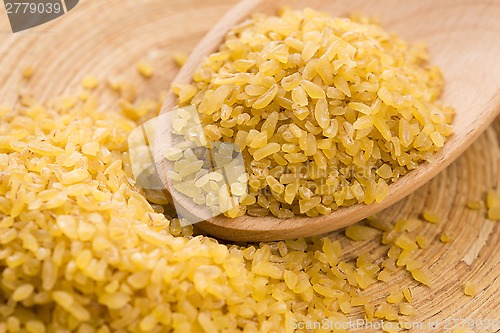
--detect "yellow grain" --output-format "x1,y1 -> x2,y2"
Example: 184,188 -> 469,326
82,75 -> 99,90
173,52 -> 188,67
137,61 -> 154,78
22,66 -> 34,80
464,281 -> 477,296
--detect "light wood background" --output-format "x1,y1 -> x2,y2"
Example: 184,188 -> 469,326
0,0 -> 498,331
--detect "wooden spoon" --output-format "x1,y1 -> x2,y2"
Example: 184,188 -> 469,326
154,0 -> 500,242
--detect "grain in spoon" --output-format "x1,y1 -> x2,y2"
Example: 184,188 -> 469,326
152,0 -> 500,242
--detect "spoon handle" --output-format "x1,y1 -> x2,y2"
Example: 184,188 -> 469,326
162,0 -> 262,111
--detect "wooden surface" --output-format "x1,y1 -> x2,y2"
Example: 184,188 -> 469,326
153,0 -> 500,242
0,0 -> 498,329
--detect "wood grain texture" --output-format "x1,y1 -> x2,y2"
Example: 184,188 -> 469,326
0,0 -> 498,328
153,0 -> 500,242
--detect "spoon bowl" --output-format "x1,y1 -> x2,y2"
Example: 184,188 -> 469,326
154,0 -> 500,242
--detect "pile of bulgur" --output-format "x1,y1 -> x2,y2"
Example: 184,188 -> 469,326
0,71 -> 492,332
168,8 -> 454,219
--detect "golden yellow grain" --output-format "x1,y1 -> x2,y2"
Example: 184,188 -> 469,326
440,233 -> 454,243
0,9 -> 466,332
466,200 -> 484,210
464,281 -> 477,296
82,75 -> 99,90
387,290 -> 404,304
345,225 -> 380,241
8,85 -> 436,330
486,190 -> 500,208
400,303 -> 415,316
410,269 -> 431,286
173,51 -> 188,67
416,235 -> 429,249
168,8 -> 453,218
136,61 -> 154,78
422,211 -> 440,224
488,206 -> 500,220
22,66 -> 34,80
402,288 -> 413,302
11,284 -> 34,301
486,190 -> 500,220
378,270 -> 392,282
